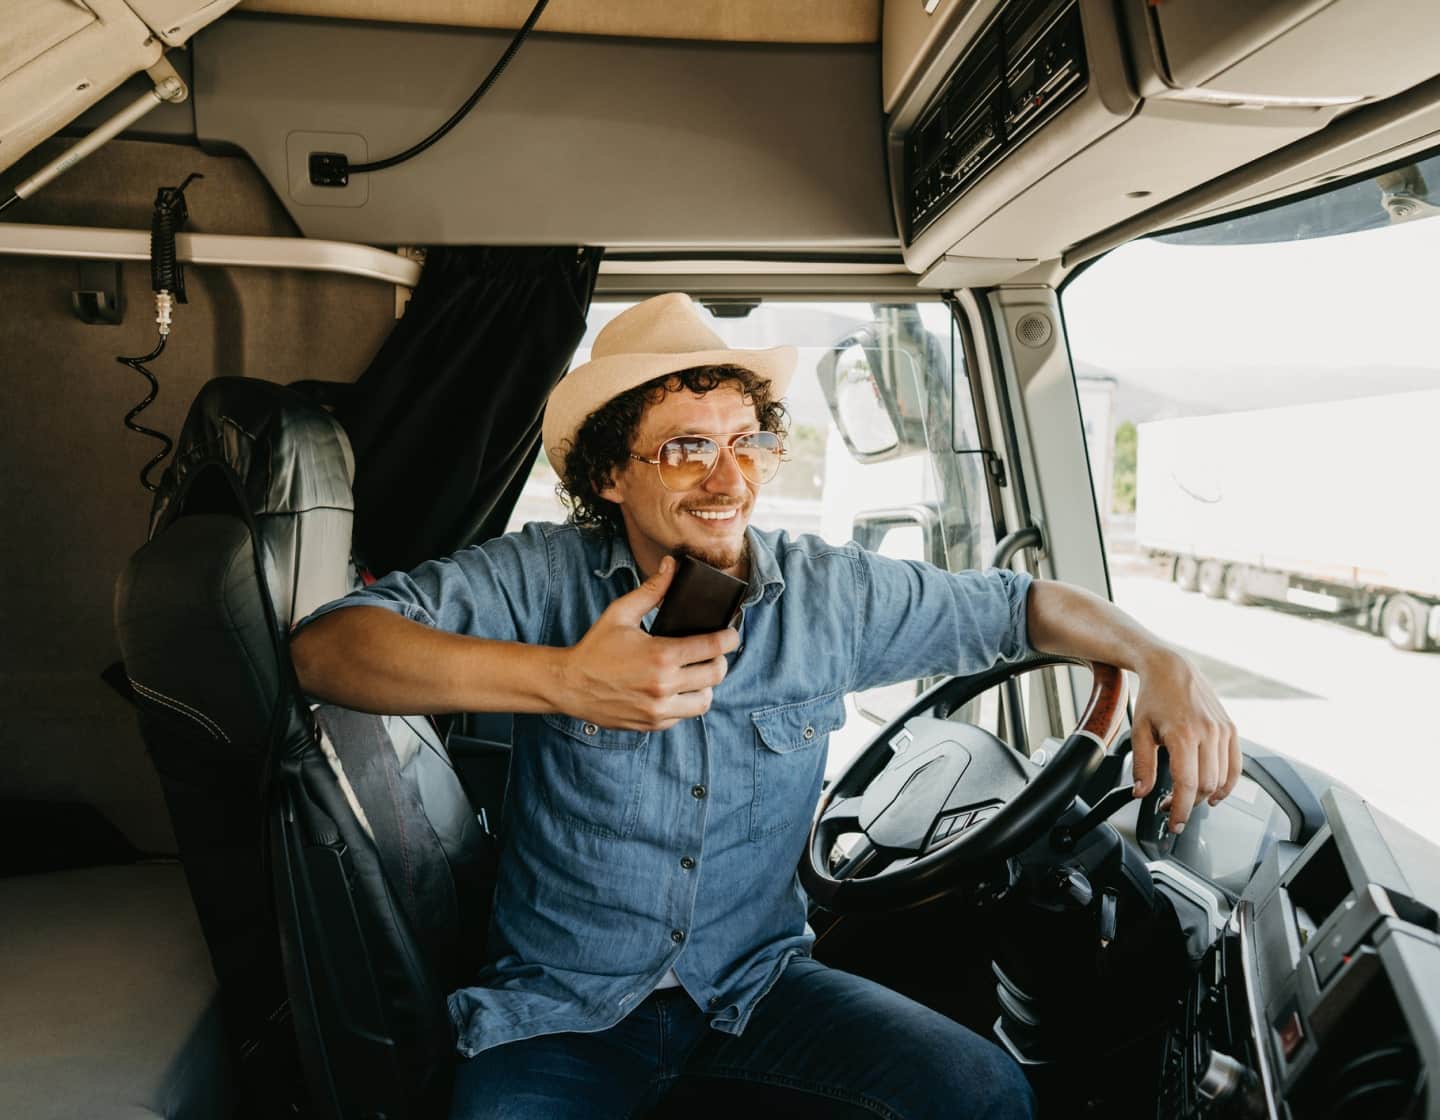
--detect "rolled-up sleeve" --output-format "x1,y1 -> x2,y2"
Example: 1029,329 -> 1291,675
292,522 -> 552,644
848,550 -> 1033,693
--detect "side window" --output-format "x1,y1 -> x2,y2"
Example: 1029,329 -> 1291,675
507,299 -> 1000,778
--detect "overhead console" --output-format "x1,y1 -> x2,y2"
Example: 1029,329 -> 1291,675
887,0 -> 1440,285
904,0 -> 1087,244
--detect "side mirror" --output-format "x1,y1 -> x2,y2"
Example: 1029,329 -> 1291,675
816,321 -> 932,463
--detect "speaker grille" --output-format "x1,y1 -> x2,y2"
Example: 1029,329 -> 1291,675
1015,312 -> 1053,349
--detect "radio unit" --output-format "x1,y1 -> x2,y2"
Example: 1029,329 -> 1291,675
904,0 -> 1088,241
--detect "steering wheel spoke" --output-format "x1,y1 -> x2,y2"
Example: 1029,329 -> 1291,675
818,793 -> 865,830
828,836 -> 917,881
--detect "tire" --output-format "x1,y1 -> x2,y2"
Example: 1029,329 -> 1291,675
1380,595 -> 1430,652
1223,565 -> 1254,606
1174,555 -> 1199,592
1198,559 -> 1226,599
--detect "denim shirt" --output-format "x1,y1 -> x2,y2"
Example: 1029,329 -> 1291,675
300,523 -> 1033,1057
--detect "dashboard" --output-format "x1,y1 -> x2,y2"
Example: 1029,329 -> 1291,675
1148,784 -> 1439,1119
1144,773 -> 1295,897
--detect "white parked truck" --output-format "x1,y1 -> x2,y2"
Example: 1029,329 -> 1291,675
1135,389 -> 1440,651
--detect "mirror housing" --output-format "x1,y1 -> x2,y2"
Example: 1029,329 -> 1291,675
817,315 -> 933,462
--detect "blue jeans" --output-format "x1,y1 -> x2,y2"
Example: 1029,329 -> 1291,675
449,956 -> 1035,1119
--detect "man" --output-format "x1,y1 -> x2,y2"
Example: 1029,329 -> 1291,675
291,293 -> 1238,1119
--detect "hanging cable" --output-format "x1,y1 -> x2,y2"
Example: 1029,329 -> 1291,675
116,336 -> 172,491
346,0 -> 550,174
115,173 -> 203,492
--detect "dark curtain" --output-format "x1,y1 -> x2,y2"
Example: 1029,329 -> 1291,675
337,245 -> 604,575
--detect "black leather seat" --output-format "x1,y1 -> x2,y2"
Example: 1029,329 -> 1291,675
115,378 -> 496,1118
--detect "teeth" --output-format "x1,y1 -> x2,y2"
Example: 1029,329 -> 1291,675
689,509 -> 737,521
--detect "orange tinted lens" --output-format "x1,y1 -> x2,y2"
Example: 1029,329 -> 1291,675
657,436 -> 719,490
732,432 -> 782,483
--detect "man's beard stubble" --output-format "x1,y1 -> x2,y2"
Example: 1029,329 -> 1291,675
677,532 -> 749,576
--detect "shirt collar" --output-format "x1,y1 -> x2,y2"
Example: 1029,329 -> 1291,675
593,531 -> 642,584
590,526 -> 786,605
742,527 -> 786,606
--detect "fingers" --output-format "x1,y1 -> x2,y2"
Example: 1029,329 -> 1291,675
674,653 -> 730,694
1212,722 -> 1243,805
1161,715 -> 1236,832
609,555 -> 676,624
1130,718 -> 1159,798
1129,650 -> 1241,834
670,627 -> 740,664
612,686 -> 715,731
1167,745 -> 1199,833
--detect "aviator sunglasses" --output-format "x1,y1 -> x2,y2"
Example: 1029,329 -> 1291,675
630,430 -> 785,492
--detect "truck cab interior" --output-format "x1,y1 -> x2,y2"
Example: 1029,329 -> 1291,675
3,2 -> 1440,1118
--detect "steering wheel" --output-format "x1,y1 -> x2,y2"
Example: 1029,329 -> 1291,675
800,656 -> 1128,913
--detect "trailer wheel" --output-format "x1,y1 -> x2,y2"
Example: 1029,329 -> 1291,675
1223,565 -> 1254,606
1381,595 -> 1430,652
1174,556 -> 1199,592
1198,560 -> 1226,599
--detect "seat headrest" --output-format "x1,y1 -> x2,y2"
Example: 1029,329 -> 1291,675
152,377 -> 356,534
149,377 -> 358,627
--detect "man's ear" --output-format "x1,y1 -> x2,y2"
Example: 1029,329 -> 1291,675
598,468 -> 623,505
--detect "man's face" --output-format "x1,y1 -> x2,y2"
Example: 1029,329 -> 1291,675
600,383 -> 762,579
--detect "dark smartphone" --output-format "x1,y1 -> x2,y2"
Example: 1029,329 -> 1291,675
649,555 -> 748,638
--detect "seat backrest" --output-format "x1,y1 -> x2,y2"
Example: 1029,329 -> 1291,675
115,378 -> 358,1103
114,377 -> 495,1118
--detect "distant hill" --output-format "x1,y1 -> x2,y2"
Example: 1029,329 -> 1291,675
1075,361 -> 1440,425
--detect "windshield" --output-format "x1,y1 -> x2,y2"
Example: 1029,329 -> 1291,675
1063,154 -> 1440,844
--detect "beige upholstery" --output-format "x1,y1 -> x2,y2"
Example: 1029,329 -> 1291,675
239,0 -> 880,43
0,865 -> 232,1119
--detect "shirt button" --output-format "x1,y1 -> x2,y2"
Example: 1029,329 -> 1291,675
708,996 -> 723,1009
802,726 -> 816,740
691,784 -> 707,800
582,722 -> 598,736
680,856 -> 695,870
671,929 -> 686,944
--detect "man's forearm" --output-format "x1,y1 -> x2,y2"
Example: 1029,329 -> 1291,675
290,606 -> 564,716
1024,577 -> 1240,828
1025,578 -> 1171,675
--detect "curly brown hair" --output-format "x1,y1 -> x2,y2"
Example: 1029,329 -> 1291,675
557,364 -> 788,535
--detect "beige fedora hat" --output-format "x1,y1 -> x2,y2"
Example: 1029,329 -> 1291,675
542,293 -> 797,477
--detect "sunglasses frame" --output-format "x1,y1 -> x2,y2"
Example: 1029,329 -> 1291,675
629,430 -> 785,492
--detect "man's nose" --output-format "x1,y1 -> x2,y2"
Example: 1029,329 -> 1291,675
703,445 -> 748,492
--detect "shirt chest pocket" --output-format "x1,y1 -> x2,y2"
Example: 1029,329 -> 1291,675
539,714 -> 651,839
748,691 -> 846,842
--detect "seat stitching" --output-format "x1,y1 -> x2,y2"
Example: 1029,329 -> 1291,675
130,679 -> 230,743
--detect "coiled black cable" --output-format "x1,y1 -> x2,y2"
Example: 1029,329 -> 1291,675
150,172 -> 201,300
348,0 -> 551,173
116,335 -> 172,492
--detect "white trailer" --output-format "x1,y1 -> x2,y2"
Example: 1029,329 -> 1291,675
1135,390 -> 1440,651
